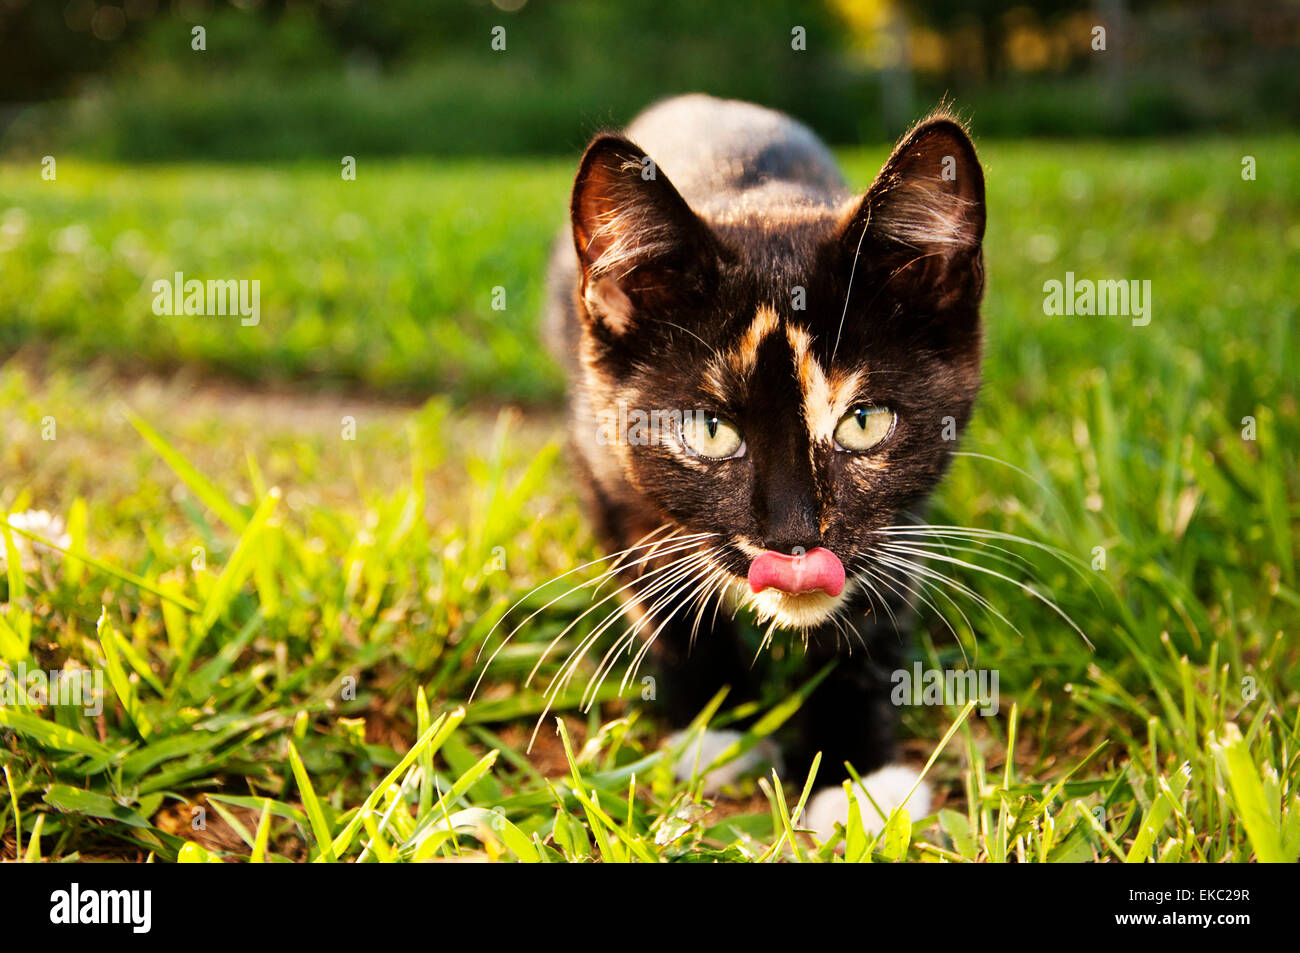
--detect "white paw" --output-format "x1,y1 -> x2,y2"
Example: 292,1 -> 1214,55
667,729 -> 782,793
804,764 -> 931,841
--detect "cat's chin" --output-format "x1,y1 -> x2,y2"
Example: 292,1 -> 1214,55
741,587 -> 847,631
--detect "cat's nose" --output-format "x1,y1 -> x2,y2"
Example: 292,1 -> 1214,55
757,458 -> 821,554
761,531 -> 822,556
761,502 -> 821,556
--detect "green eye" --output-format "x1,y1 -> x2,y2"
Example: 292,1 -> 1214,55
834,406 -> 895,452
682,413 -> 745,459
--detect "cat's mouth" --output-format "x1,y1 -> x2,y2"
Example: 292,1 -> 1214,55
719,545 -> 853,631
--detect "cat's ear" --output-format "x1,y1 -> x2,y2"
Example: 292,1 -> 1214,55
570,135 -> 717,338
842,116 -> 985,310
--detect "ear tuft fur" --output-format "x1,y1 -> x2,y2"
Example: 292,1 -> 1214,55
570,135 -> 715,336
839,113 -> 986,310
869,115 -> 985,251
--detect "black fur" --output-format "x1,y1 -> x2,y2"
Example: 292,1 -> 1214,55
546,94 -> 986,789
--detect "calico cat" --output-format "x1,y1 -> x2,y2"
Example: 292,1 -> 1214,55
545,94 -> 985,838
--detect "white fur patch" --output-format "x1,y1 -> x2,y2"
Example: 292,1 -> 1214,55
804,764 -> 931,841
582,275 -> 636,335
743,585 -> 849,630
667,729 -> 782,792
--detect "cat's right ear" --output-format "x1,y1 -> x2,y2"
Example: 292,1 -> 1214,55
570,135 -> 717,338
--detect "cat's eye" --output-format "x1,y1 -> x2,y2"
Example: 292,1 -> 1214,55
833,406 -> 895,452
681,413 -> 745,460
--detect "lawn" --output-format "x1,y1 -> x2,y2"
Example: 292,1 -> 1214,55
0,136 -> 1297,862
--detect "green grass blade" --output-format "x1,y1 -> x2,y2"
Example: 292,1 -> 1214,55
125,409 -> 250,532
1210,724 -> 1291,862
0,708 -> 114,758
1125,762 -> 1191,862
97,608 -> 152,739
288,741 -> 337,862
250,799 -> 274,863
329,709 -> 459,858
197,488 -> 280,637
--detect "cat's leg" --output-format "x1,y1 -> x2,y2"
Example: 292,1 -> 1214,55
787,615 -> 932,840
578,479 -> 769,788
650,611 -> 780,792
804,764 -> 932,840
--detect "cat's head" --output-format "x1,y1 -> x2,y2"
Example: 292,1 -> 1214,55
569,114 -> 985,631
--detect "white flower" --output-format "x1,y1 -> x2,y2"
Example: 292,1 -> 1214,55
1,510 -> 72,572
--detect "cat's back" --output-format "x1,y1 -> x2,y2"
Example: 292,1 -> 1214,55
624,94 -> 847,215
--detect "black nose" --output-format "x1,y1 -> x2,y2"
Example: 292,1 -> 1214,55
762,500 -> 821,555
761,533 -> 822,556
759,469 -> 821,555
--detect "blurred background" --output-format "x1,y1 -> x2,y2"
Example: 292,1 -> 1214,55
1,0 -> 1297,402
2,0 -> 1298,161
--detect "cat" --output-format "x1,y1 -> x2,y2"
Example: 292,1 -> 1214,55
544,94 -> 985,839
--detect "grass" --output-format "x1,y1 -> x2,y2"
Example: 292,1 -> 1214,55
0,157 -> 567,402
0,135 -> 1298,862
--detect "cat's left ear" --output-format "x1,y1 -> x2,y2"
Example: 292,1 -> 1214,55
842,116 -> 986,310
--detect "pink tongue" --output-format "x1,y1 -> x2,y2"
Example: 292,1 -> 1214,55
748,547 -> 845,597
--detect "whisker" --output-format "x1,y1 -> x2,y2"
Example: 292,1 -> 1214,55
527,541 -> 715,691
529,546 -> 717,742
877,524 -> 1093,578
472,530 -> 714,700
863,556 -> 976,666
849,561 -> 902,636
948,451 -> 1057,500
877,536 -> 1037,576
874,550 -> 1018,644
590,524 -> 697,598
582,549 -> 719,708
686,565 -> 724,648
880,543 -> 1091,647
831,212 -> 871,362
619,549 -> 746,693
472,523 -> 676,675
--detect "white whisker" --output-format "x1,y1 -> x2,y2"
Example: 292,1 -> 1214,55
880,542 -> 1091,647
527,544 -> 718,744
473,529 -> 714,701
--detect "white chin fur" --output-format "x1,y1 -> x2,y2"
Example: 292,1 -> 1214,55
746,588 -> 845,629
667,729 -> 782,793
804,764 -> 931,841
724,584 -> 850,630
709,565 -> 854,631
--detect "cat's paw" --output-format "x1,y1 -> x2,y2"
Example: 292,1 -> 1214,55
666,729 -> 781,793
804,764 -> 931,841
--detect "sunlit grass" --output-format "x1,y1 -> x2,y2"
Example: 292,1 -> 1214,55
0,136 -> 1297,861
